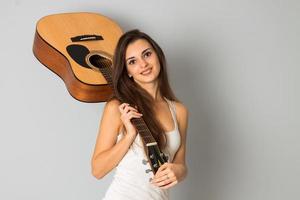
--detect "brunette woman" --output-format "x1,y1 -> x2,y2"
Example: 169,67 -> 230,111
91,29 -> 189,200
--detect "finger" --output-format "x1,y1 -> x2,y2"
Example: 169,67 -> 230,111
155,173 -> 177,186
160,180 -> 178,189
123,105 -> 138,114
153,170 -> 171,182
119,105 -> 132,114
155,163 -> 169,177
126,109 -> 142,115
154,169 -> 168,179
123,105 -> 131,113
153,175 -> 174,187
128,112 -> 143,119
152,172 -> 169,184
121,103 -> 129,107
119,103 -> 129,112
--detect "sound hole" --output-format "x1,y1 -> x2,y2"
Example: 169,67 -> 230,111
89,54 -> 112,69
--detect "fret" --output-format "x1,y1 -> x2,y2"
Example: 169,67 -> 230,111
134,124 -> 147,129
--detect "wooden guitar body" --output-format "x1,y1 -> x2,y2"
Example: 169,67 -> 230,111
33,12 -> 123,102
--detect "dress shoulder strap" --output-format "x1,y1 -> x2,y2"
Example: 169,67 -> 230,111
164,97 -> 178,127
170,100 -> 176,115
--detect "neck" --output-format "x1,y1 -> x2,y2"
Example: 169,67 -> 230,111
139,81 -> 163,102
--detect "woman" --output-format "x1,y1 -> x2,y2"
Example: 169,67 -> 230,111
91,29 -> 189,200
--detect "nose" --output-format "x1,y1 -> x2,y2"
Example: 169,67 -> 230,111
139,58 -> 148,68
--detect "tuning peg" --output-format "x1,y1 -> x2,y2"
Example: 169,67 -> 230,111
165,155 -> 169,161
142,159 -> 148,165
145,169 -> 152,173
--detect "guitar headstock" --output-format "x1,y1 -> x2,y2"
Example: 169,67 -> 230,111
147,143 -> 169,174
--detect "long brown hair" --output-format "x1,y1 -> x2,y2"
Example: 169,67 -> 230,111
110,29 -> 178,149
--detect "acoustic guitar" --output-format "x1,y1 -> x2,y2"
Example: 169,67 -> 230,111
32,12 -> 168,174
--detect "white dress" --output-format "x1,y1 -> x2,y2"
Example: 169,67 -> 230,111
102,97 -> 181,200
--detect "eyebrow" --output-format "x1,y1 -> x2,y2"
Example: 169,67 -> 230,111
126,48 -> 152,62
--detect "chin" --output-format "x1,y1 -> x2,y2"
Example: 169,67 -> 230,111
136,76 -> 158,85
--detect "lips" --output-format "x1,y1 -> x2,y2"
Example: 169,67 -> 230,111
141,68 -> 152,75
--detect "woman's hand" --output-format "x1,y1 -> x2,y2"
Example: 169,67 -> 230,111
119,103 -> 143,140
151,162 -> 187,189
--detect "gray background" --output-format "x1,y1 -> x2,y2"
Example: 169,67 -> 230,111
1,0 -> 299,199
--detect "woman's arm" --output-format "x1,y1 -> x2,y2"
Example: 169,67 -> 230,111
151,102 -> 189,188
171,101 -> 189,180
91,99 -> 140,179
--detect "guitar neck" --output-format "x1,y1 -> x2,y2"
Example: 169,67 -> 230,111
98,63 -> 157,145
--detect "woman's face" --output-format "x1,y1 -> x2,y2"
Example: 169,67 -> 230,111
125,39 -> 161,86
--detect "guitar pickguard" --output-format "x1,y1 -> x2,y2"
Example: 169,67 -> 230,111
66,44 -> 90,68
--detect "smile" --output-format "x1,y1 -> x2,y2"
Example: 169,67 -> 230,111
141,68 -> 152,75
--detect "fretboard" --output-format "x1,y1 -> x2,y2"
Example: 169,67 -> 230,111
97,62 -> 157,144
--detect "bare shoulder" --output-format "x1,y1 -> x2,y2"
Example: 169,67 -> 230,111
104,98 -> 121,112
173,101 -> 189,120
102,98 -> 123,132
92,98 -> 123,161
172,101 -> 189,130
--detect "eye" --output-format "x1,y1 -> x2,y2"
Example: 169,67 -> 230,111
128,59 -> 136,65
144,51 -> 152,58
